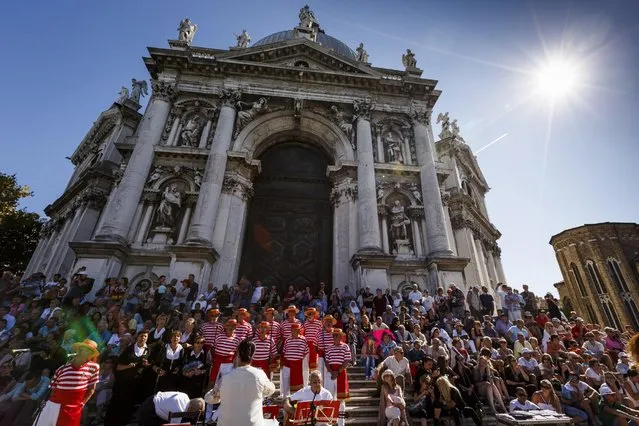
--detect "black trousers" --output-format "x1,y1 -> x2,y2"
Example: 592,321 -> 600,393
136,396 -> 164,426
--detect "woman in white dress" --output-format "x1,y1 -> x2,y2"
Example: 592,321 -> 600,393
378,369 -> 408,426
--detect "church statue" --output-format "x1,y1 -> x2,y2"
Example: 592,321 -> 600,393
355,42 -> 369,63
410,184 -> 423,204
235,29 -> 251,48
130,79 -> 148,103
156,184 -> 182,228
178,18 -> 197,44
377,187 -> 384,201
402,49 -> 417,69
330,105 -> 354,150
389,200 -> 411,242
298,5 -> 318,28
147,167 -> 164,186
436,112 -> 452,139
235,97 -> 268,135
451,119 -> 460,136
179,115 -> 202,147
116,86 -> 129,104
385,132 -> 404,164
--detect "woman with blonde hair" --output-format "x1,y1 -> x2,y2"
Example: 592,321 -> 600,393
473,356 -> 507,414
378,369 -> 409,426
532,379 -> 562,412
433,375 -> 482,426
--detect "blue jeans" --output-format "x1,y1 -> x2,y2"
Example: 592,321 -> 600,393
363,356 -> 376,377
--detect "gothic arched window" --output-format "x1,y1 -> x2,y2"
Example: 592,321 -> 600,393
569,262 -> 588,297
585,260 -> 607,294
607,259 -> 630,292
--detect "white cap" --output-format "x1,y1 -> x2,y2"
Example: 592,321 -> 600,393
599,384 -> 615,396
521,348 -> 533,354
619,352 -> 628,358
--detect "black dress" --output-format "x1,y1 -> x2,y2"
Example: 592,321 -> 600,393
151,343 -> 185,392
104,344 -> 150,426
181,348 -> 211,398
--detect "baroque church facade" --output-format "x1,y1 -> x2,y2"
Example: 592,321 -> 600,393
24,8 -> 507,299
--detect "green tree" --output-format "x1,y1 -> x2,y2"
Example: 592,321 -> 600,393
0,172 -> 43,272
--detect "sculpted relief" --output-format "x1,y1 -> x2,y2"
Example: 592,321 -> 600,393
384,131 -> 404,164
178,114 -> 204,147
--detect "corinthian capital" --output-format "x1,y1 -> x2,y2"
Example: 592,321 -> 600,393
151,80 -> 177,102
353,99 -> 374,121
409,105 -> 431,126
219,88 -> 242,107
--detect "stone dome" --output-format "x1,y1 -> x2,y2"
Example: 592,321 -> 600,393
253,30 -> 356,60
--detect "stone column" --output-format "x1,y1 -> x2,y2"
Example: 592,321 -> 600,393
211,179 -> 252,286
198,117 -> 213,149
167,110 -> 182,146
375,124 -> 384,163
44,210 -> 81,277
485,248 -> 498,288
421,217 -> 430,254
135,202 -> 154,244
410,109 -> 453,257
186,90 -> 239,245
380,211 -> 390,254
453,227 -> 481,286
412,216 -> 423,257
474,238 -> 490,287
177,205 -> 193,244
95,81 -> 175,244
402,132 -> 412,166
354,100 -> 382,252
494,254 -> 507,284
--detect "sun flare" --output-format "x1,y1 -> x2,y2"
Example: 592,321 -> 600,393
535,57 -> 581,98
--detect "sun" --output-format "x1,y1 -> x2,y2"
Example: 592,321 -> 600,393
535,57 -> 581,98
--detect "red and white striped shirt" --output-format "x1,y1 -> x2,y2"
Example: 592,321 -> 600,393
252,337 -> 279,362
200,322 -> 224,346
303,320 -> 322,344
214,333 -> 241,357
51,361 -> 100,391
317,329 -> 334,353
235,321 -> 253,342
282,337 -> 309,361
280,319 -> 301,342
325,343 -> 352,366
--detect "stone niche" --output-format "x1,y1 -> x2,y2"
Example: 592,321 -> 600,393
148,179 -> 188,245
385,192 -> 414,256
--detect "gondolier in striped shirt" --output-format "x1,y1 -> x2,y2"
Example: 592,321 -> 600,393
324,328 -> 351,426
250,321 -> 278,379
200,308 -> 223,353
34,339 -> 101,426
280,323 -> 308,398
234,308 -> 253,341
210,319 -> 241,385
280,305 -> 301,342
303,307 -> 322,370
317,314 -> 337,377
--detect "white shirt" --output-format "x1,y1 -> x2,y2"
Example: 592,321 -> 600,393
251,286 -> 264,304
408,290 -> 422,303
289,386 -> 335,426
382,356 -> 410,377
153,391 -> 190,421
218,365 -> 276,426
518,356 -> 539,370
422,295 -> 434,312
165,344 -> 184,360
133,344 -> 147,357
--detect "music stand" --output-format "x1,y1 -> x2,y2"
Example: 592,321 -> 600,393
290,400 -> 340,425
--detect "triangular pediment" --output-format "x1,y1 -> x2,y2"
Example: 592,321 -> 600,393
216,39 -> 380,77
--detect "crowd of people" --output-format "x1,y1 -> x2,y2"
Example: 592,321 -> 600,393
1,269 -> 639,426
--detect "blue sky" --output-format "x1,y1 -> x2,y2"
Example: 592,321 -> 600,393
1,0 -> 637,295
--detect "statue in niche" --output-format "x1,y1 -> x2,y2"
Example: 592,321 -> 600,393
410,184 -> 423,204
385,132 -> 404,164
179,115 -> 203,147
355,43 -> 369,63
402,49 -> 417,69
330,105 -> 354,150
178,18 -> 197,44
389,200 -> 410,242
130,79 -> 148,103
156,184 -> 182,228
235,29 -> 251,48
377,186 -> 384,201
235,97 -> 268,135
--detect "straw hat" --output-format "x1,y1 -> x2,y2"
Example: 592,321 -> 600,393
331,328 -> 345,336
305,307 -> 318,319
71,339 -> 100,360
286,305 -> 300,314
322,315 -> 337,325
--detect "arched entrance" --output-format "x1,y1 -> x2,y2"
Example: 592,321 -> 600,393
239,143 -> 333,295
